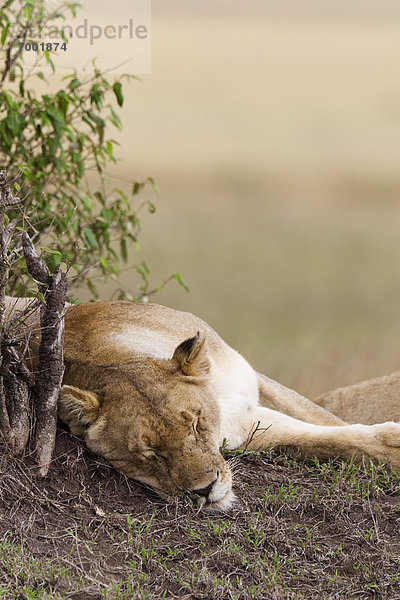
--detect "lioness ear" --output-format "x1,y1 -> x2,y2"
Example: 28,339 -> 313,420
172,331 -> 210,377
59,385 -> 101,436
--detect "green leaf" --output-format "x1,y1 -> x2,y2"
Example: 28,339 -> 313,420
18,165 -> 33,180
48,136 -> 62,156
147,176 -> 160,197
49,253 -> 62,268
147,201 -> 156,214
100,207 -> 114,223
67,3 -> 81,18
43,50 -> 56,72
24,4 -> 32,21
41,248 -> 62,256
2,91 -> 16,110
6,112 -> 21,136
1,24 -> 9,46
94,191 -> 105,204
58,94 -> 69,117
99,257 -> 108,271
109,107 -> 122,129
105,140 -> 115,161
173,272 -> 190,292
81,194 -> 92,211
128,234 -> 139,249
99,257 -> 119,275
112,82 -> 123,107
133,181 -> 145,195
90,83 -> 104,109
0,123 -> 12,148
68,78 -> 81,91
120,238 -> 128,263
46,105 -> 64,123
136,265 -> 149,286
83,226 -> 99,249
115,188 -> 128,202
86,111 -> 105,128
53,156 -> 63,173
81,115 -> 97,133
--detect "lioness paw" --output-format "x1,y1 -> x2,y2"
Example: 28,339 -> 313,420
375,422 -> 400,448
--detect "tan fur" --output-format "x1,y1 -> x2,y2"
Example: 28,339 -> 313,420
5,297 -> 400,510
316,371 -> 400,425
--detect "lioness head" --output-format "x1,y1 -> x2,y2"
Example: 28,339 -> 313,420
59,332 -> 234,510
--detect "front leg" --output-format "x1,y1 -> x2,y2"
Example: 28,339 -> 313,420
233,406 -> 400,469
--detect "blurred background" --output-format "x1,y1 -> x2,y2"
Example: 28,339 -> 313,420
68,0 -> 400,397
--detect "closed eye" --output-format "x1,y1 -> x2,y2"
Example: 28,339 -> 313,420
192,409 -> 202,435
142,448 -> 167,461
142,448 -> 157,458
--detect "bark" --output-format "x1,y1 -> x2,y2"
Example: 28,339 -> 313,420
3,370 -> 30,453
0,169 -> 28,453
0,171 -> 67,474
22,233 -> 67,476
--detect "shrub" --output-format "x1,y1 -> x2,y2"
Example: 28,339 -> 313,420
0,0 -> 164,300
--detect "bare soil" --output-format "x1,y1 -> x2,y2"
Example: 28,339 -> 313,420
1,429 -> 400,599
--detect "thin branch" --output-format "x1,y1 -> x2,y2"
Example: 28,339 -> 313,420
22,232 -> 50,286
0,22 -> 29,85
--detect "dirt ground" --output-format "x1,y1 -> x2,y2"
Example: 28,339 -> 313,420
1,428 -> 400,599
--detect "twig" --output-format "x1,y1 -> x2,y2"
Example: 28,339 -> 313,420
242,421 -> 272,452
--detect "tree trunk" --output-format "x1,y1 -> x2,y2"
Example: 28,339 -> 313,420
0,169 -> 29,454
22,233 -> 67,476
0,170 -> 67,475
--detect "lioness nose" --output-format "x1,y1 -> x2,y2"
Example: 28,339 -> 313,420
193,478 -> 217,498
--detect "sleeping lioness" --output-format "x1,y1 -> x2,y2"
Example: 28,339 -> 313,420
5,297 -> 400,510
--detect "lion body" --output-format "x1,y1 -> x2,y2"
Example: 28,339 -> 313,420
5,297 -> 400,510
316,372 -> 400,425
